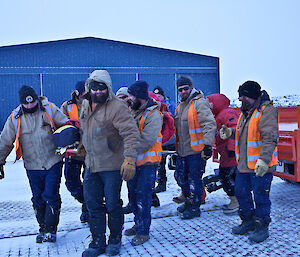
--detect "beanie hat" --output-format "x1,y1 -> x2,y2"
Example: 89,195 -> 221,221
116,87 -> 129,97
238,81 -> 261,99
18,85 -> 38,104
128,81 -> 149,100
153,86 -> 165,97
176,76 -> 193,88
75,81 -> 86,95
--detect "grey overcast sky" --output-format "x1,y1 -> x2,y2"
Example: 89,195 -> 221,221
1,0 -> 299,99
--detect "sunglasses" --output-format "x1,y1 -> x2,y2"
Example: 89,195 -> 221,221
178,86 -> 190,92
119,95 -> 128,100
90,81 -> 107,91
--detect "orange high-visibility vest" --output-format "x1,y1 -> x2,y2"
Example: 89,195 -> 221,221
175,100 -> 204,152
67,104 -> 79,120
12,103 -> 56,163
235,105 -> 278,169
136,109 -> 162,167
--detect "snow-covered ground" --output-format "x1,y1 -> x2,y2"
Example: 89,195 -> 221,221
1,150 -> 300,257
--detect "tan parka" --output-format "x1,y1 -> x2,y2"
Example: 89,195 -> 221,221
175,89 -> 216,157
80,70 -> 140,173
235,98 -> 279,173
0,97 -> 68,170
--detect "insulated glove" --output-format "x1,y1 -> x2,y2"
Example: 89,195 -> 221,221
120,157 -> 136,181
254,159 -> 269,177
201,145 -> 212,161
219,125 -> 232,140
228,151 -> 236,158
0,165 -> 4,179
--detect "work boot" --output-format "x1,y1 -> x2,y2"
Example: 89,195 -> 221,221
43,233 -> 56,243
232,218 -> 256,235
122,203 -> 132,214
179,207 -> 201,220
248,218 -> 269,243
124,225 -> 136,236
223,196 -> 239,214
80,203 -> 89,223
172,192 -> 185,203
82,238 -> 106,257
152,193 -> 160,207
105,237 -> 121,256
130,235 -> 149,246
44,205 -> 60,236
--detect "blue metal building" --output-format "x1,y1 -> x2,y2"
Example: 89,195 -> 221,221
0,37 -> 219,129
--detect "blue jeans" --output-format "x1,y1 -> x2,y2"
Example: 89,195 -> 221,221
174,153 -> 205,207
83,169 -> 123,243
64,158 -> 85,203
235,169 -> 273,224
128,165 -> 157,236
26,161 -> 63,209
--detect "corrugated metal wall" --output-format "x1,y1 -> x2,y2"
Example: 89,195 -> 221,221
0,37 -> 220,129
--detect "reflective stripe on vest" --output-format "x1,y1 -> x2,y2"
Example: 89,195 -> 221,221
11,103 -> 56,162
175,100 -> 204,151
67,104 -> 79,120
188,100 -> 204,151
136,109 -> 162,166
235,105 -> 278,169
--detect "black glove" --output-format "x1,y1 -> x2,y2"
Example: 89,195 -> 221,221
228,151 -> 236,158
0,165 -> 4,179
201,145 -> 212,161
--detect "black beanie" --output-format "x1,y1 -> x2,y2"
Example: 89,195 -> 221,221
128,81 -> 149,100
153,86 -> 165,97
75,81 -> 86,95
238,81 -> 261,99
18,85 -> 38,104
176,76 -> 193,88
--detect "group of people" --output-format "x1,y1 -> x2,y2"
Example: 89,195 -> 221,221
0,70 -> 278,256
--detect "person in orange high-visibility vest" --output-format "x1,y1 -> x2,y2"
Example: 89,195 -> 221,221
60,81 -> 88,223
220,81 -> 279,243
174,76 -> 216,220
0,85 -> 68,244
124,81 -> 163,246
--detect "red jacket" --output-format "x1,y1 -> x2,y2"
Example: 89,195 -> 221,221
207,94 -> 239,168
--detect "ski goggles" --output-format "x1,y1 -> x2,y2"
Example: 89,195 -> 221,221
89,81 -> 108,91
178,86 -> 190,93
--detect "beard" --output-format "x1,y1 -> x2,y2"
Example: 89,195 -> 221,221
131,98 -> 142,110
180,92 -> 190,102
22,104 -> 38,113
241,100 -> 253,113
91,92 -> 108,104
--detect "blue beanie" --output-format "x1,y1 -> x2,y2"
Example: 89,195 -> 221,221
75,81 -> 86,95
128,81 -> 149,100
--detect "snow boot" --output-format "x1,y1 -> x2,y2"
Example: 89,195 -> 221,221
177,203 -> 186,214
154,181 -> 166,193
44,205 -> 60,238
36,232 -> 45,243
223,196 -> 239,214
105,237 -> 121,256
179,206 -> 201,220
80,203 -> 89,223
248,218 -> 269,243
172,192 -> 185,203
124,225 -> 136,236
43,233 -> 56,243
152,193 -> 160,207
232,217 -> 256,235
34,205 -> 46,243
82,247 -> 105,257
130,235 -> 149,246
122,203 -> 133,214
